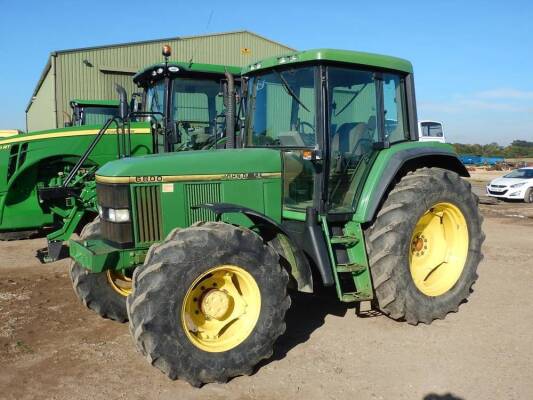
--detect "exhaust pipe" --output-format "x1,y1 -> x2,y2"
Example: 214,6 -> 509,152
224,70 -> 235,149
115,84 -> 129,120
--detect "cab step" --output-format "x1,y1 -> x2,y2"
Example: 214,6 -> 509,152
330,235 -> 359,247
321,218 -> 374,303
336,262 -> 366,273
340,291 -> 368,302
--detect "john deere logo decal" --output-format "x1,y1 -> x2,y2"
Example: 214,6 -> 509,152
223,172 -> 264,180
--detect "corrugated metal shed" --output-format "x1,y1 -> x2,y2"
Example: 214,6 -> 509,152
26,30 -> 294,131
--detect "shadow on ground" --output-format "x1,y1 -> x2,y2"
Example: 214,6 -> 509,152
256,289 -> 382,371
424,393 -> 464,400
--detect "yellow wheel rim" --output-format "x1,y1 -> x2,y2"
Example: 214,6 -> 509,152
409,202 -> 469,297
106,270 -> 133,297
181,265 -> 261,353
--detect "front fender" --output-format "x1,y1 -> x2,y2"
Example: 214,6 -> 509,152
196,203 -> 313,293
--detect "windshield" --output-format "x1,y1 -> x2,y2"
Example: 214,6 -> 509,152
504,169 -> 533,179
81,106 -> 119,126
144,77 -> 226,149
245,67 -> 317,147
145,80 -> 166,118
420,122 -> 443,137
171,77 -> 224,133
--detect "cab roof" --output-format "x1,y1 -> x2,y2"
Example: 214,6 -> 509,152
242,48 -> 413,75
70,99 -> 119,107
133,61 -> 241,86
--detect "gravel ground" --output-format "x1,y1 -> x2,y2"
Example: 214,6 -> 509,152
0,175 -> 532,400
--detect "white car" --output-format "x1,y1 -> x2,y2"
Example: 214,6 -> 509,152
486,167 -> 533,203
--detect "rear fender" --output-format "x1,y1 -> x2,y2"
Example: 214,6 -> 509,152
354,146 -> 469,223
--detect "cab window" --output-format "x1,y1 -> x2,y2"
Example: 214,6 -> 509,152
246,67 -> 318,211
246,67 -> 317,148
383,74 -> 408,143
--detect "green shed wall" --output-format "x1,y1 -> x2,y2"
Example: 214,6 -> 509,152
26,63 -> 56,132
27,31 -> 293,130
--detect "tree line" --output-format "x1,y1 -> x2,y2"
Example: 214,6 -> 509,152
452,140 -> 533,158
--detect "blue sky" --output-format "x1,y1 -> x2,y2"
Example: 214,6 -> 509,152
1,0 -> 532,144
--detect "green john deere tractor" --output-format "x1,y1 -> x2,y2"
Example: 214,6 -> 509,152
69,49 -> 484,386
0,99 -> 123,241
0,50 -> 239,262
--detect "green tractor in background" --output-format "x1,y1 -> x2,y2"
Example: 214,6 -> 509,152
0,99 -> 122,241
0,48 -> 239,262
69,49 -> 484,386
64,99 -> 120,127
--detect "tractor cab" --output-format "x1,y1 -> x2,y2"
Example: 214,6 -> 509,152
242,49 -> 418,215
67,99 -> 120,127
132,57 -> 240,154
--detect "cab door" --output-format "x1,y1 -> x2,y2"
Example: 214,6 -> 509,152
325,67 -> 410,214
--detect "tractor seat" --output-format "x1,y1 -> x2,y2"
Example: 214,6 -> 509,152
331,122 -> 369,155
278,131 -> 306,147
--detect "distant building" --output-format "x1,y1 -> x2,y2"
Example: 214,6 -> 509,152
26,30 -> 293,131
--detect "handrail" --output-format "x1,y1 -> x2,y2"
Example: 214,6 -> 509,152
62,117 -> 120,187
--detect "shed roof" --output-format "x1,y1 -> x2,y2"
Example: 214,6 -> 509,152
51,30 -> 294,55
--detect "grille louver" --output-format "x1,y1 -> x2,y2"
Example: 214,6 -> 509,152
185,183 -> 220,225
134,185 -> 163,243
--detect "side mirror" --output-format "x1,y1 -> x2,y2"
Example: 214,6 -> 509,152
115,84 -> 129,120
130,92 -> 143,114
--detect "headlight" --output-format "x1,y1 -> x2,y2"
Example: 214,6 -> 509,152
103,207 -> 130,222
114,209 -> 130,222
510,182 -> 525,188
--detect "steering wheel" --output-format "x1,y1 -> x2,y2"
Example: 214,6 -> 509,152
297,121 -> 315,146
298,121 -> 315,135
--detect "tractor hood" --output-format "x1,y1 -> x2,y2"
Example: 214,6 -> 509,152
95,148 -> 283,184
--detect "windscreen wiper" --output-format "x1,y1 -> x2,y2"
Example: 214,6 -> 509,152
274,70 -> 310,113
334,83 -> 368,117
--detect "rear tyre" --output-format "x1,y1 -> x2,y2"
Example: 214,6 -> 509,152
365,167 -> 484,325
69,218 -> 131,322
127,222 -> 290,386
524,188 -> 533,203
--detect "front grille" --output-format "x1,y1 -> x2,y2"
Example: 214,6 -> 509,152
7,144 -> 19,181
133,185 -> 163,243
185,183 -> 220,225
490,185 -> 506,188
488,189 -> 508,195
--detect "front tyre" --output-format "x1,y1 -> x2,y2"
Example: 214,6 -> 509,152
366,167 -> 484,325
69,218 -> 131,322
524,187 -> 533,203
127,222 -> 290,386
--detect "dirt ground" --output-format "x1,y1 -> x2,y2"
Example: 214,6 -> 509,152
1,174 -> 532,400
